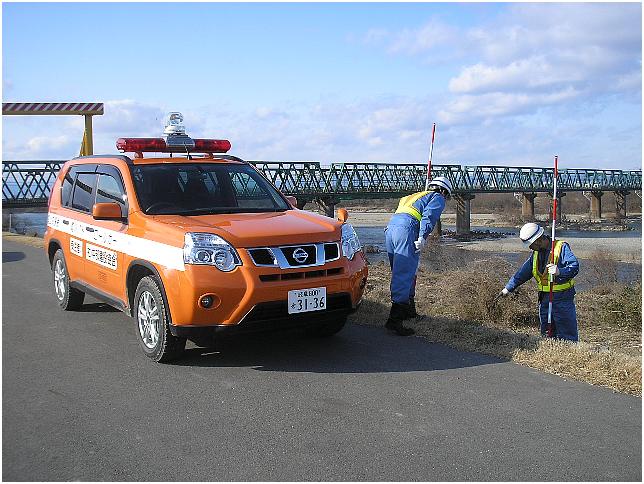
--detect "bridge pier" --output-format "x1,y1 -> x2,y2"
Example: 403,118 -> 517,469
521,193 -> 537,221
454,193 -> 475,234
614,191 -> 629,219
589,191 -> 603,221
316,197 -> 339,218
549,192 -> 565,222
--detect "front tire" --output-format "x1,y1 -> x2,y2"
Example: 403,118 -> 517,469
134,276 -> 186,362
52,249 -> 85,310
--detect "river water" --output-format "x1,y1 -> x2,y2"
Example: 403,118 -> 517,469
3,211 -> 641,285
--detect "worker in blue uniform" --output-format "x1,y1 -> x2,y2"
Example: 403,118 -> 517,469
384,177 -> 452,336
498,222 -> 580,342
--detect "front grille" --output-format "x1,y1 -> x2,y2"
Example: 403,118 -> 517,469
258,267 -> 344,282
242,293 -> 353,324
247,242 -> 340,269
248,248 -> 275,266
324,243 -> 339,261
282,245 -> 316,266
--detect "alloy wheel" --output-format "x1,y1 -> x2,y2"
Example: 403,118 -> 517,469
137,291 -> 160,349
54,259 -> 66,301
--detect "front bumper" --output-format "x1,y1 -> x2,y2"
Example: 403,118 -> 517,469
163,251 -> 368,327
170,292 -> 358,338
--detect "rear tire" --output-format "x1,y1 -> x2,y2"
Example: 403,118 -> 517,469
52,249 -> 85,310
134,276 -> 186,362
305,315 -> 348,337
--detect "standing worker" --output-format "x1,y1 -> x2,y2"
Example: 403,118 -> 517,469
384,177 -> 452,336
498,223 -> 580,341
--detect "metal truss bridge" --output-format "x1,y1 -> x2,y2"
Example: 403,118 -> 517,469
2,160 -> 641,209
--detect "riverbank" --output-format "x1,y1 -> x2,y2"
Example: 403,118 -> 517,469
347,211 -> 641,262
351,256 -> 642,396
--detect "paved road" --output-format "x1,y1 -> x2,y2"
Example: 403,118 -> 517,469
2,238 -> 641,481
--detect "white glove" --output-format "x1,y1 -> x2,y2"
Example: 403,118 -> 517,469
414,237 -> 426,253
501,288 -> 510,297
546,263 -> 560,276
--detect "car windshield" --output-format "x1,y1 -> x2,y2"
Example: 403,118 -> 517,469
130,163 -> 291,215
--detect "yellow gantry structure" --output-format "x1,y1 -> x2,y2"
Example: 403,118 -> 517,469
2,102 -> 104,156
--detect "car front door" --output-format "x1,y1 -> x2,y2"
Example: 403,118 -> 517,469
83,165 -> 129,304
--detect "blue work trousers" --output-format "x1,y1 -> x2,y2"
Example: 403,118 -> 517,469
538,291 -> 579,342
385,214 -> 420,304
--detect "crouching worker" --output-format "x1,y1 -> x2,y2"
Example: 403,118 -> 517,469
498,223 -> 580,342
384,177 -> 452,336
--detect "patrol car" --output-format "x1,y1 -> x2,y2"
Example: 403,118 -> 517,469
45,113 -> 368,362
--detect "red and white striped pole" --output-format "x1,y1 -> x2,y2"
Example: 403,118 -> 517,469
424,123 -> 436,191
546,155 -> 558,338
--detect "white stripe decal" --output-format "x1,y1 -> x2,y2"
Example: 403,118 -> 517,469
48,213 -> 185,271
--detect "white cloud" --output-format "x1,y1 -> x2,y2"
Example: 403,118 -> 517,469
365,3 -> 641,127
3,134 -> 77,159
1,91 -> 640,169
387,19 -> 457,55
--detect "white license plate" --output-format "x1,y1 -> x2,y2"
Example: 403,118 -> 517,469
287,287 -> 327,314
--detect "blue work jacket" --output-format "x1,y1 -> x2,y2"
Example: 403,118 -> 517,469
505,238 -> 580,300
392,191 -> 446,240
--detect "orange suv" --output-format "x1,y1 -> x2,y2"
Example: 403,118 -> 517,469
44,114 -> 368,362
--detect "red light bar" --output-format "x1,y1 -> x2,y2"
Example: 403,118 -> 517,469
193,139 -> 231,153
116,138 -> 166,153
116,137 -> 231,156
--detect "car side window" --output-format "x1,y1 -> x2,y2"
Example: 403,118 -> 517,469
96,174 -> 127,216
61,168 -> 76,207
71,173 -> 97,213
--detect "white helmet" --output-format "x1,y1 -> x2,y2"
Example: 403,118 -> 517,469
428,176 -> 452,196
519,222 -> 544,248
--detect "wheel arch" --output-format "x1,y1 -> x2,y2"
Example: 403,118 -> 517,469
126,260 -> 173,323
47,238 -> 63,267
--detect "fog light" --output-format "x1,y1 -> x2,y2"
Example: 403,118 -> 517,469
200,295 -> 214,308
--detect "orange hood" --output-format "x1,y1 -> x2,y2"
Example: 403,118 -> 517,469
152,209 -> 342,247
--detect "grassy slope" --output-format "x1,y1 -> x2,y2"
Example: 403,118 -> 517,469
352,256 -> 642,396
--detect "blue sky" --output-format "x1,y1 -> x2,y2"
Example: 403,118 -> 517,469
2,2 -> 642,169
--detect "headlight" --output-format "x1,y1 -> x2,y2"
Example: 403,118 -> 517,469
341,223 -> 362,260
183,233 -> 241,272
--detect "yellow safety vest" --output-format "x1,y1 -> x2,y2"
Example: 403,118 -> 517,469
533,240 -> 575,292
395,191 -> 431,221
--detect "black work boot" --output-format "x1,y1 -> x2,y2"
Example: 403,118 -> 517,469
405,298 -> 419,319
385,303 -> 415,336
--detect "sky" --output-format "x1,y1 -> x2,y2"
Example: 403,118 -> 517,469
2,2 -> 642,170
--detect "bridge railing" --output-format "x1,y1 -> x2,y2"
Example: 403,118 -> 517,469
2,160 -> 642,207
2,161 -> 65,207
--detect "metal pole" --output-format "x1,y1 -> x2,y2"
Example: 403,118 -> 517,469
83,114 -> 94,155
424,123 -> 436,191
546,155 -> 558,338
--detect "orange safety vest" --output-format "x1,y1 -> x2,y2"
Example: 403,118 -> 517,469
533,240 -> 575,292
394,191 -> 430,221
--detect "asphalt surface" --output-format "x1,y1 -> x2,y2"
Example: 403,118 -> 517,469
2,238 -> 642,481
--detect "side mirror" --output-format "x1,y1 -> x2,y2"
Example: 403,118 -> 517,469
92,202 -> 124,221
337,208 -> 349,223
285,195 -> 298,208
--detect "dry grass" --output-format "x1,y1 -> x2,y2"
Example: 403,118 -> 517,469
352,248 -> 642,396
2,232 -> 45,248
